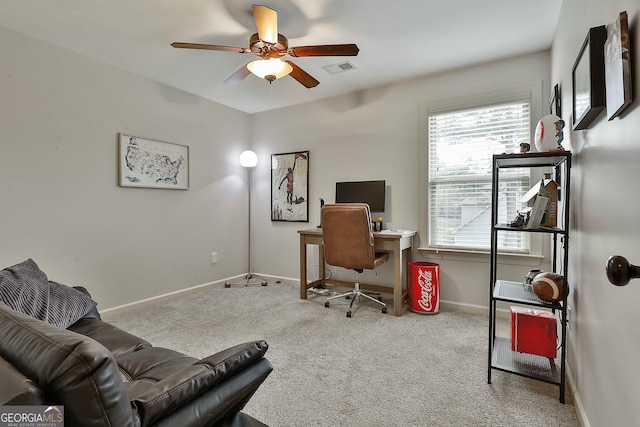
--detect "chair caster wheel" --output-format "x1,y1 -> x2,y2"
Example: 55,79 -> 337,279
377,296 -> 383,302
346,311 -> 352,318
261,281 -> 268,286
224,283 -> 230,288
345,295 -> 351,299
382,307 -> 387,314
325,302 -> 330,308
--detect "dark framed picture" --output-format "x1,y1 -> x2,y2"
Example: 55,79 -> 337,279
605,11 -> 632,120
271,151 -> 309,222
572,25 -> 607,130
549,83 -> 561,117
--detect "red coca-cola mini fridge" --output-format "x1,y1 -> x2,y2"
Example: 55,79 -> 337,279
408,262 -> 440,314
510,306 -> 557,358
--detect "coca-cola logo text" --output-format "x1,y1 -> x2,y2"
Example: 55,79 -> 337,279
417,270 -> 437,311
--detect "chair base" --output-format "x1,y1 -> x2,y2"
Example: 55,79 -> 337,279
325,281 -> 387,317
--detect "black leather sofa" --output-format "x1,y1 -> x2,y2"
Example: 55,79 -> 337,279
0,260 -> 272,427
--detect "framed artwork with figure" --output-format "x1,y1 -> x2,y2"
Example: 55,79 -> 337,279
604,11 -> 632,120
271,151 -> 309,222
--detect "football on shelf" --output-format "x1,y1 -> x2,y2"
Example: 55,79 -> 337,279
532,272 -> 568,303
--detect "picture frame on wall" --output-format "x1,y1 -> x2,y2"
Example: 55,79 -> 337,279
604,11 -> 632,120
271,151 -> 309,222
549,83 -> 561,117
118,133 -> 189,189
571,25 -> 607,131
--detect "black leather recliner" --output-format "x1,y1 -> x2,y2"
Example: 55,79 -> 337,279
0,298 -> 272,427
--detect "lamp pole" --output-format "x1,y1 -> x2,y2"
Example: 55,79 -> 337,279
225,151 -> 268,287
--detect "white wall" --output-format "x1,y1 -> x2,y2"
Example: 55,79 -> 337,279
250,51 -> 552,309
0,27 -> 252,309
5,6 -> 638,423
552,1 -> 640,425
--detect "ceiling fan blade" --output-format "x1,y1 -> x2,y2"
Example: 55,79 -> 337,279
172,42 -> 249,53
252,5 -> 278,44
284,61 -> 319,88
223,64 -> 251,85
289,44 -> 359,57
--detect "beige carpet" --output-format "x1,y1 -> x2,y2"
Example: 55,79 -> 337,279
103,281 -> 580,427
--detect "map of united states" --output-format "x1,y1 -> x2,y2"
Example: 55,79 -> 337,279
124,137 -> 184,185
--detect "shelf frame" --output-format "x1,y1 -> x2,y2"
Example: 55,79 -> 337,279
492,338 -> 560,384
488,152 -> 571,403
493,280 -> 562,309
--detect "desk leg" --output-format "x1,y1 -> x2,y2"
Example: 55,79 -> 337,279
299,237 -> 307,299
392,244 -> 412,316
318,244 -> 325,286
393,243 -> 402,316
404,246 -> 412,308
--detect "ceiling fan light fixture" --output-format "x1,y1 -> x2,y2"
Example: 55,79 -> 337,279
247,58 -> 293,82
172,4 -> 358,88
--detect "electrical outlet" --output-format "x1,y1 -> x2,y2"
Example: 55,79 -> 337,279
210,252 -> 218,264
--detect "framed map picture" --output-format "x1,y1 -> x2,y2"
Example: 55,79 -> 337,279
271,151 -> 309,222
118,134 -> 189,189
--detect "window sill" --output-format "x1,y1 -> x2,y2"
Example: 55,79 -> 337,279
418,247 -> 544,266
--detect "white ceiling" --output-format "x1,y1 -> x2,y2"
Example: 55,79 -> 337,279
0,0 -> 562,114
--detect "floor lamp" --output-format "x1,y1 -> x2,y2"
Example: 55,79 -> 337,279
225,150 -> 268,287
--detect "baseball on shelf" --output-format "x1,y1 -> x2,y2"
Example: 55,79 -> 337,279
532,272 -> 568,303
534,114 -> 565,152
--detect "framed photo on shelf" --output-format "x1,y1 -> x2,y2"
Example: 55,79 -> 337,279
605,11 -> 632,120
271,151 -> 309,222
118,133 -> 189,189
571,25 -> 607,130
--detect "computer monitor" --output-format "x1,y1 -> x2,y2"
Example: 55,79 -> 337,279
335,180 -> 386,213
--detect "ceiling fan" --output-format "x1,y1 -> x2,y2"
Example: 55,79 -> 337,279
171,4 -> 359,88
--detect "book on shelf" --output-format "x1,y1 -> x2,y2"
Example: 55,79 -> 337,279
526,196 -> 549,229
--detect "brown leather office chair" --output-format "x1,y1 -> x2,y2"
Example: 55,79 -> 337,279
321,203 -> 389,317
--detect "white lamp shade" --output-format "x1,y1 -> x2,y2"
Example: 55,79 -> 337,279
239,150 -> 258,168
247,58 -> 293,80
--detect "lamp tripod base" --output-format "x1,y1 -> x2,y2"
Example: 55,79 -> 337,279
224,273 -> 268,288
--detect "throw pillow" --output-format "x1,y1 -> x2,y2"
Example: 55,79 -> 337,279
0,259 -> 95,328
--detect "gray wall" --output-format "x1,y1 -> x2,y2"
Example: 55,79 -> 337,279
250,51 -> 552,310
0,27 -> 252,308
552,1 -> 640,425
3,2 -> 639,423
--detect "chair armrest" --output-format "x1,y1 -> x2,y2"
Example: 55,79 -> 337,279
0,305 -> 134,426
0,356 -> 45,405
196,340 -> 269,375
126,341 -> 269,427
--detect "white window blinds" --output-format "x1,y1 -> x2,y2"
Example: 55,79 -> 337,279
427,99 -> 531,252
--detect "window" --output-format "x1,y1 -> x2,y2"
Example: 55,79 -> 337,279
426,96 -> 531,253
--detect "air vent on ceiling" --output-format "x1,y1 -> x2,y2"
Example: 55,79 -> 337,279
322,61 -> 357,74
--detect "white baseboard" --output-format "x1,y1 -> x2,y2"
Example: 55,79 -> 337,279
101,276 -> 234,314
101,273 -> 294,315
566,364 -> 588,427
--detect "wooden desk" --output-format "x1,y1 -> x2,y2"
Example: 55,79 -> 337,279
298,228 -> 415,316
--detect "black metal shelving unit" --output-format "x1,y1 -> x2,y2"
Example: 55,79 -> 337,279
487,151 -> 571,403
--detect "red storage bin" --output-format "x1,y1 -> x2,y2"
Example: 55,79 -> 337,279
408,262 -> 440,314
510,306 -> 557,358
